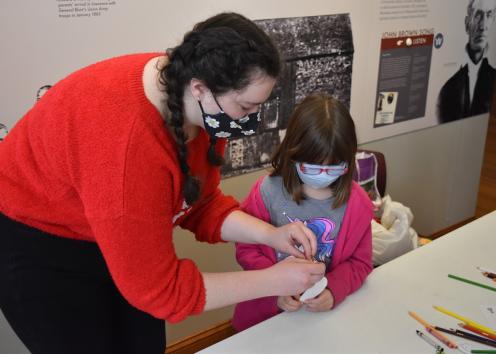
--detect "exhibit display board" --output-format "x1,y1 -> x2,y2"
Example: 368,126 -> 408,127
1,0 -> 495,176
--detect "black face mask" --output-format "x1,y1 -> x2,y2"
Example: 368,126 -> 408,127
198,96 -> 261,139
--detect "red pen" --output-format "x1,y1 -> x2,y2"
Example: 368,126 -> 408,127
459,323 -> 496,341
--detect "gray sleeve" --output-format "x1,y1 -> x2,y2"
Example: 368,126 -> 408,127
259,176 -> 271,213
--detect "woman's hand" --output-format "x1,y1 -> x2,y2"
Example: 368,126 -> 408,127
277,295 -> 302,312
201,257 -> 325,311
266,221 -> 317,260
220,211 -> 316,259
266,256 -> 325,296
302,288 -> 334,312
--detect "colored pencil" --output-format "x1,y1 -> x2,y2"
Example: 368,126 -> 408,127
459,323 -> 496,341
481,272 -> 496,280
448,274 -> 496,293
434,326 -> 496,348
456,329 -> 496,346
433,306 -> 496,336
408,311 -> 458,348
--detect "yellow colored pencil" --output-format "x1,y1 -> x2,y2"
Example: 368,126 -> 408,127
433,306 -> 496,336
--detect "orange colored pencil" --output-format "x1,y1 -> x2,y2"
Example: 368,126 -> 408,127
409,311 -> 429,327
408,311 -> 457,348
459,323 -> 496,341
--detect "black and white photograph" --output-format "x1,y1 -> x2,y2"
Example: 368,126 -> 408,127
436,0 -> 496,123
375,91 -> 399,125
221,13 -> 355,177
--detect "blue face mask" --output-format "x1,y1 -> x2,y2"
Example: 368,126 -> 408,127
198,96 -> 261,139
295,162 -> 348,189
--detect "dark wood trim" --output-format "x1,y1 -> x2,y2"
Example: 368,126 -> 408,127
476,89 -> 496,218
166,320 -> 236,354
425,217 -> 476,240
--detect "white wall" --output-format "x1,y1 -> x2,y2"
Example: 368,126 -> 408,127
361,115 -> 488,235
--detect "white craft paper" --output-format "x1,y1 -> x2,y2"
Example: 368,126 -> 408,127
300,277 -> 328,302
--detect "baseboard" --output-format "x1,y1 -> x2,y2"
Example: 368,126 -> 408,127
426,216 -> 476,239
166,320 -> 236,354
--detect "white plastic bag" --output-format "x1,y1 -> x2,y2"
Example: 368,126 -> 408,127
372,195 -> 418,265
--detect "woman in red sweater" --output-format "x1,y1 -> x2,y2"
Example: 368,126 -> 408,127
0,12 -> 324,354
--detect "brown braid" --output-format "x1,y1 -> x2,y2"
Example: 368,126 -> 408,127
159,12 -> 281,205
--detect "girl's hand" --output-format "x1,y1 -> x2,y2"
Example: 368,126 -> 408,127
302,289 -> 334,312
277,295 -> 302,312
267,221 -> 317,260
266,257 -> 325,296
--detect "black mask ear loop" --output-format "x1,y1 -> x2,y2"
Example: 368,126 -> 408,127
198,99 -> 207,115
212,95 -> 225,113
198,98 -> 220,163
198,95 -> 224,115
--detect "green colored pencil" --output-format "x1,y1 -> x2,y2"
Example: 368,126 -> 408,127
448,274 -> 496,292
471,350 -> 496,353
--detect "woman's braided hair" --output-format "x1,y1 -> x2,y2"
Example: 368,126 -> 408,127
159,12 -> 281,205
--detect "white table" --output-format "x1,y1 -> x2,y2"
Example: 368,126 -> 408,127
199,211 -> 496,354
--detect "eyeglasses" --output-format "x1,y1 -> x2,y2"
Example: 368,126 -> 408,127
298,162 -> 348,176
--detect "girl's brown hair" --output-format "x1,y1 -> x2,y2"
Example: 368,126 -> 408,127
270,93 -> 357,208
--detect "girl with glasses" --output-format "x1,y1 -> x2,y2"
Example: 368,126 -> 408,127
232,93 -> 374,332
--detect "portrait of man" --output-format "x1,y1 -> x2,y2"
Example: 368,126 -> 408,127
437,0 -> 496,123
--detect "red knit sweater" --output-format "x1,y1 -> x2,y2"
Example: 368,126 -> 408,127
0,53 -> 239,322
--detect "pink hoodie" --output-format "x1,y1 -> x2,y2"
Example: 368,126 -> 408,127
232,178 -> 373,332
